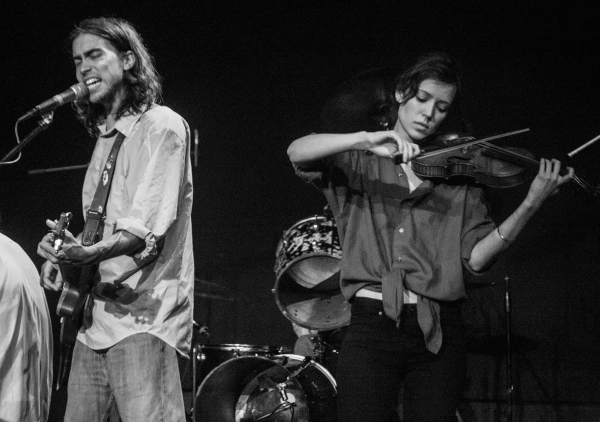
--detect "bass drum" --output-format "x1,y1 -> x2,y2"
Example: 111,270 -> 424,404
198,344 -> 285,382
273,211 -> 350,331
195,355 -> 337,422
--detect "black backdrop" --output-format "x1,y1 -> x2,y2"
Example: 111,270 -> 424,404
2,2 -> 600,421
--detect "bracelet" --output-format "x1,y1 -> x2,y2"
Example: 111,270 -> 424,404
497,227 -> 512,244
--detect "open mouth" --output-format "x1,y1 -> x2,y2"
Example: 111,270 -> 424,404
85,78 -> 101,89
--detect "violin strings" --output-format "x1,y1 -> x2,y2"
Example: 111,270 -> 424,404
481,142 -> 595,192
479,142 -> 539,166
419,129 -> 530,159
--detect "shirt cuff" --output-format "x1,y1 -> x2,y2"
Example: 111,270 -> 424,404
115,217 -> 151,240
462,225 -> 496,275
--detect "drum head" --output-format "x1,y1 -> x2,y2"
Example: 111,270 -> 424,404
196,356 -> 306,422
274,215 -> 350,331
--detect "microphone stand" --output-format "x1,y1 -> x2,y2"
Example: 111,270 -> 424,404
1,113 -> 54,164
505,276 -> 513,422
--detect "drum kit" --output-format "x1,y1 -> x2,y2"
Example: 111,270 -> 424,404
188,206 -> 348,422
188,66 -> 402,421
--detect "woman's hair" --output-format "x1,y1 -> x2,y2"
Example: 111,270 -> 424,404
394,51 -> 461,105
69,17 -> 162,137
394,51 -> 466,135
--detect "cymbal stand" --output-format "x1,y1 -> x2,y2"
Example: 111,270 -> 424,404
189,323 -> 210,422
189,340 -> 198,422
504,276 -> 513,422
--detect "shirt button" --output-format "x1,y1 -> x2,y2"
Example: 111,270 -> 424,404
398,173 -> 404,177
399,228 -> 404,233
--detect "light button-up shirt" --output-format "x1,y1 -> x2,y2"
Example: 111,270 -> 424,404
79,104 -> 194,356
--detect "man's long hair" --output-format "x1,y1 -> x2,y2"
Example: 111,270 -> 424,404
69,17 -> 162,137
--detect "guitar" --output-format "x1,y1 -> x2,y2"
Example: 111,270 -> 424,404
51,212 -> 98,389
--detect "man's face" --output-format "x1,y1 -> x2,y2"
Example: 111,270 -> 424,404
72,33 -> 133,113
394,78 -> 456,144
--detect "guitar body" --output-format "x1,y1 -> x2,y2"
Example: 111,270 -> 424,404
51,212 -> 99,389
56,280 -> 80,320
54,264 -> 97,390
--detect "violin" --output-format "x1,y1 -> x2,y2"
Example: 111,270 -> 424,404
408,129 -> 597,197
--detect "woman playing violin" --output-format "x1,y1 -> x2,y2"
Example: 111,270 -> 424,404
287,52 -> 573,422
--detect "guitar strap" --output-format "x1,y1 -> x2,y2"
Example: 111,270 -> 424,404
56,132 -> 127,391
82,131 -> 126,246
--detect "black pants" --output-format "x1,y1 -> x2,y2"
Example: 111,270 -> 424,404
336,298 -> 466,422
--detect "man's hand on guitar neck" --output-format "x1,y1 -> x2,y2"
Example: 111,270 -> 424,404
38,219 -> 82,291
37,218 -> 149,292
37,219 -> 88,266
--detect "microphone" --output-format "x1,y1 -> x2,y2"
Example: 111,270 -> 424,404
20,83 -> 89,121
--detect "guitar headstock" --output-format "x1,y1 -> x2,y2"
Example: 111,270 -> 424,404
52,212 -> 72,253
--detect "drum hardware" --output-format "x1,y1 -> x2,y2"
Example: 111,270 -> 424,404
279,356 -> 314,388
304,328 -> 346,378
238,357 -> 316,422
311,336 -> 341,364
239,401 -> 295,422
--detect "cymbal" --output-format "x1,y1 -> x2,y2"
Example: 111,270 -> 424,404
194,277 -> 237,301
194,291 -> 236,301
195,277 -> 232,289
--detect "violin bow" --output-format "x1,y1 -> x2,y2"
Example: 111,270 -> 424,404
567,133 -> 600,158
419,128 -> 531,158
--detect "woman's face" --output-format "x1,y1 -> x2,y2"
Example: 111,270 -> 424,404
394,78 -> 456,144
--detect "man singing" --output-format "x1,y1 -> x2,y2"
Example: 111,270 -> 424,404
38,17 -> 194,421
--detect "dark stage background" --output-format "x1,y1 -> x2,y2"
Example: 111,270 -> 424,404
1,2 -> 600,421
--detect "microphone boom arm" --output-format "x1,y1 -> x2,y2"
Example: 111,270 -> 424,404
1,113 -> 54,164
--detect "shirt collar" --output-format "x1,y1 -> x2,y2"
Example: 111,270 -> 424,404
97,110 -> 144,139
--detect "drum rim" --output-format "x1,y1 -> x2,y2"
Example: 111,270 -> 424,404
272,299 -> 350,331
281,215 -> 331,236
272,261 -> 350,331
200,343 -> 283,351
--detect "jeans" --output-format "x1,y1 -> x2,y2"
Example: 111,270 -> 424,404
64,333 -> 186,422
336,298 -> 466,422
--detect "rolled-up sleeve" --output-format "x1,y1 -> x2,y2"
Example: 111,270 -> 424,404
293,159 -> 328,185
116,127 -> 186,240
460,185 -> 496,275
